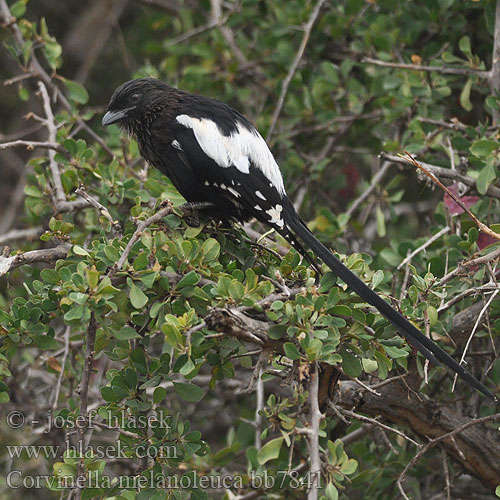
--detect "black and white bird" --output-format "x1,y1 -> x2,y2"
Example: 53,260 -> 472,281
103,78 -> 495,400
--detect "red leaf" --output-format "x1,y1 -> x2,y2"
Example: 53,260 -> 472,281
477,232 -> 497,250
443,183 -> 478,216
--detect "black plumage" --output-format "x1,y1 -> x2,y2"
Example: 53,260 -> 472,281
103,78 -> 495,400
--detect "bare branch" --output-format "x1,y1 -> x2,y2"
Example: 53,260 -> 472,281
397,226 -> 450,270
362,56 -> 491,79
381,152 -> 500,200
0,140 -> 69,157
307,362 -> 322,500
402,152 -> 500,242
75,186 -> 123,237
74,313 -> 97,499
266,0 -> 326,140
0,246 -> 68,277
345,161 -> 391,217
110,202 -> 174,274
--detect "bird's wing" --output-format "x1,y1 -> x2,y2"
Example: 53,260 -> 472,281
173,115 -> 287,225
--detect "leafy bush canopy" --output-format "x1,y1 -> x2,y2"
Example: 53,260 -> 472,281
0,0 -> 499,499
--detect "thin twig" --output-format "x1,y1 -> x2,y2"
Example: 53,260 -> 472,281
51,326 -> 70,412
38,82 -> 65,203
401,152 -> 500,242
75,186 -> 122,237
397,226 -> 450,270
307,362 -> 322,500
362,56 -> 491,79
451,289 -> 499,392
74,313 -> 97,499
397,412 -> 500,499
381,152 -> 500,200
346,161 -> 391,217
266,0 -> 326,140
110,202 -> 174,274
0,140 -> 69,156
336,407 -> 421,448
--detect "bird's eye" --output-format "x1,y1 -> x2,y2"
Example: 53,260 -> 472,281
130,93 -> 140,101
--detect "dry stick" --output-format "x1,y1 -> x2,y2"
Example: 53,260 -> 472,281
38,82 -> 65,203
75,186 -> 122,237
396,412 -> 500,500
401,152 -> 500,242
439,246 -> 500,286
266,0 -> 326,140
397,226 -> 451,270
381,152 -> 500,200
51,326 -> 71,413
336,406 -> 421,448
0,245 -> 69,277
0,139 -> 69,156
451,289 -> 499,392
75,313 -> 97,500
362,57 -> 491,79
307,362 -> 322,500
111,202 -> 174,273
345,161 -> 391,217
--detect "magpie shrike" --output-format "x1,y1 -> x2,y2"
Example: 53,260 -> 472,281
103,78 -> 495,399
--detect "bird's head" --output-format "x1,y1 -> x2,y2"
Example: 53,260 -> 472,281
102,78 -> 169,131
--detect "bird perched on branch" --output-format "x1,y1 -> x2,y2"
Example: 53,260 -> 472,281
103,78 -> 495,400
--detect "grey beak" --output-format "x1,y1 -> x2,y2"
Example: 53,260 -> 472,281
102,109 -> 127,126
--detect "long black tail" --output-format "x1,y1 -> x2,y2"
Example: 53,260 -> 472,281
281,204 -> 495,400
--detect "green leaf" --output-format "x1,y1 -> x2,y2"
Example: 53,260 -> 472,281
477,164 -> 497,195
153,386 -> 167,404
62,78 -> 89,105
130,283 -> 148,309
470,140 -> 500,157
283,342 -> 301,360
459,36 -> 472,58
341,349 -> 362,377
459,78 -> 473,112
173,382 -> 204,402
201,238 -> 220,261
0,391 -> 10,403
362,358 -> 378,373
372,270 -> 384,289
376,206 -> 386,238
33,335 -> 59,350
325,482 -> 339,500
72,245 -> 90,257
257,437 -> 284,465
114,327 -> 140,341
177,270 -> 200,289
10,1 -> 26,17
427,306 -> 438,327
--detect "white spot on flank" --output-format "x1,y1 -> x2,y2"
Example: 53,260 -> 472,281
204,180 -> 209,186
213,182 -> 218,187
175,114 -> 285,194
228,187 -> 240,198
255,190 -> 266,200
254,205 -> 262,210
266,204 -> 283,228
220,183 -> 226,190
171,140 -> 182,150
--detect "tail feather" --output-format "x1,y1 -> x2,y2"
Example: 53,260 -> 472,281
281,205 -> 495,400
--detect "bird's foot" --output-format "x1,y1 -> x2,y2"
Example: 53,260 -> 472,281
179,202 -> 215,227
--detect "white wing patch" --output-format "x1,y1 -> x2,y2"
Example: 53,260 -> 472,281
171,140 -> 183,150
176,115 -> 285,195
266,204 -> 284,228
